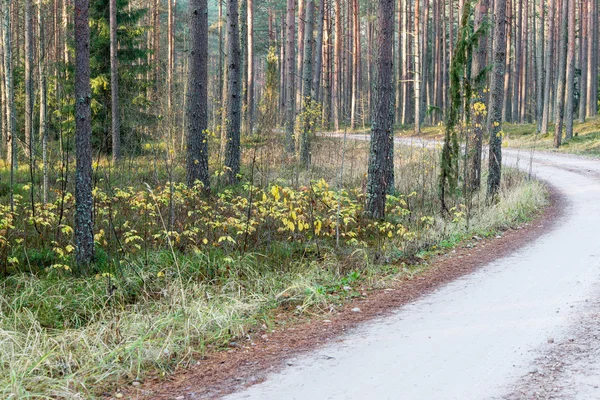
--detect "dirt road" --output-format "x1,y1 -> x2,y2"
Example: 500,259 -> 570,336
224,136 -> 600,400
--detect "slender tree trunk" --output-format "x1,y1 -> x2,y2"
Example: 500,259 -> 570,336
586,0 -> 598,117
38,0 -> 48,204
300,0 -> 314,168
350,0 -> 360,129
366,0 -> 394,219
414,0 -> 421,133
578,0 -> 587,122
553,0 -> 568,148
469,0 -> 489,192
541,0 -> 555,135
74,0 -> 94,268
25,0 -> 33,156
401,0 -> 409,124
487,0 -> 507,198
536,0 -> 544,131
246,0 -> 254,135
186,0 -> 209,189
297,0 -> 305,107
109,0 -> 120,162
564,0 -> 576,139
312,0 -> 325,101
333,0 -> 341,131
3,0 -> 17,210
285,0 -> 296,150
225,0 -> 242,183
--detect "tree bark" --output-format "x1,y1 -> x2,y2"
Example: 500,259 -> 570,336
541,0 -> 555,135
246,0 -> 254,135
312,0 -> 325,101
25,0 -> 33,156
366,0 -> 394,219
285,0 -> 296,151
553,0 -> 568,148
487,0 -> 507,198
186,0 -> 209,189
225,0 -> 242,183
38,0 -> 48,204
536,0 -> 545,131
300,0 -> 314,168
564,0 -> 576,139
3,0 -> 17,210
109,0 -> 120,162
333,0 -> 341,131
578,0 -> 587,122
469,0 -> 489,192
74,0 -> 94,268
413,0 -> 421,133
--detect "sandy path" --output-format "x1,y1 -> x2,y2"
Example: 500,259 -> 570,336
222,136 -> 600,400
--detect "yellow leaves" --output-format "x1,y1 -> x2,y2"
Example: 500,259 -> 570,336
157,271 -> 165,278
314,220 -> 322,235
271,185 -> 281,202
218,236 -> 236,244
202,238 -> 209,245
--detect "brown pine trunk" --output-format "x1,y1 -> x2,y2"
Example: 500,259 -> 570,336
333,0 -> 341,131
488,0 -> 507,198
224,0 -> 242,183
553,0 -> 568,148
578,0 -> 588,122
350,0 -> 360,129
285,0 -> 296,150
564,0 -> 576,139
312,0 -> 325,101
469,0 -> 489,192
541,0 -> 555,135
39,0 -> 48,203
246,0 -> 254,135
186,0 -> 209,189
74,0 -> 94,268
366,0 -> 394,219
25,0 -> 33,156
536,0 -> 545,131
109,0 -> 120,162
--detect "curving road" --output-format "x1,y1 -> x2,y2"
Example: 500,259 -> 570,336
224,136 -> 600,400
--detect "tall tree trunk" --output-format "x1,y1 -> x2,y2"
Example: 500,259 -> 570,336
74,0 -> 94,268
366,0 -> 394,219
285,0 -> 296,150
333,0 -> 341,131
350,0 -> 360,129
469,0 -> 489,192
38,0 -> 48,204
312,0 -> 325,101
186,0 -> 209,189
246,0 -> 254,135
586,0 -> 598,117
25,0 -> 33,156
413,0 -> 421,133
553,0 -> 568,148
297,0 -> 305,107
225,0 -> 242,183
578,0 -> 587,122
536,0 -> 544,131
109,0 -> 120,162
564,0 -> 576,139
300,0 -> 314,168
3,0 -> 17,210
541,0 -> 555,135
487,0 -> 507,198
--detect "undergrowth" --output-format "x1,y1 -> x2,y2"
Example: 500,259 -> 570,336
0,137 -> 548,398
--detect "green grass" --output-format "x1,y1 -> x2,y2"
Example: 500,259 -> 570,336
0,168 -> 548,399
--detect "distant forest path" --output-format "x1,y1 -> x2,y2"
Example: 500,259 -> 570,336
222,134 -> 600,399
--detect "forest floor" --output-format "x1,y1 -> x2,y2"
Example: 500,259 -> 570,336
0,137 -> 548,399
151,134 -> 600,400
135,188 -> 558,399
396,116 -> 600,158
